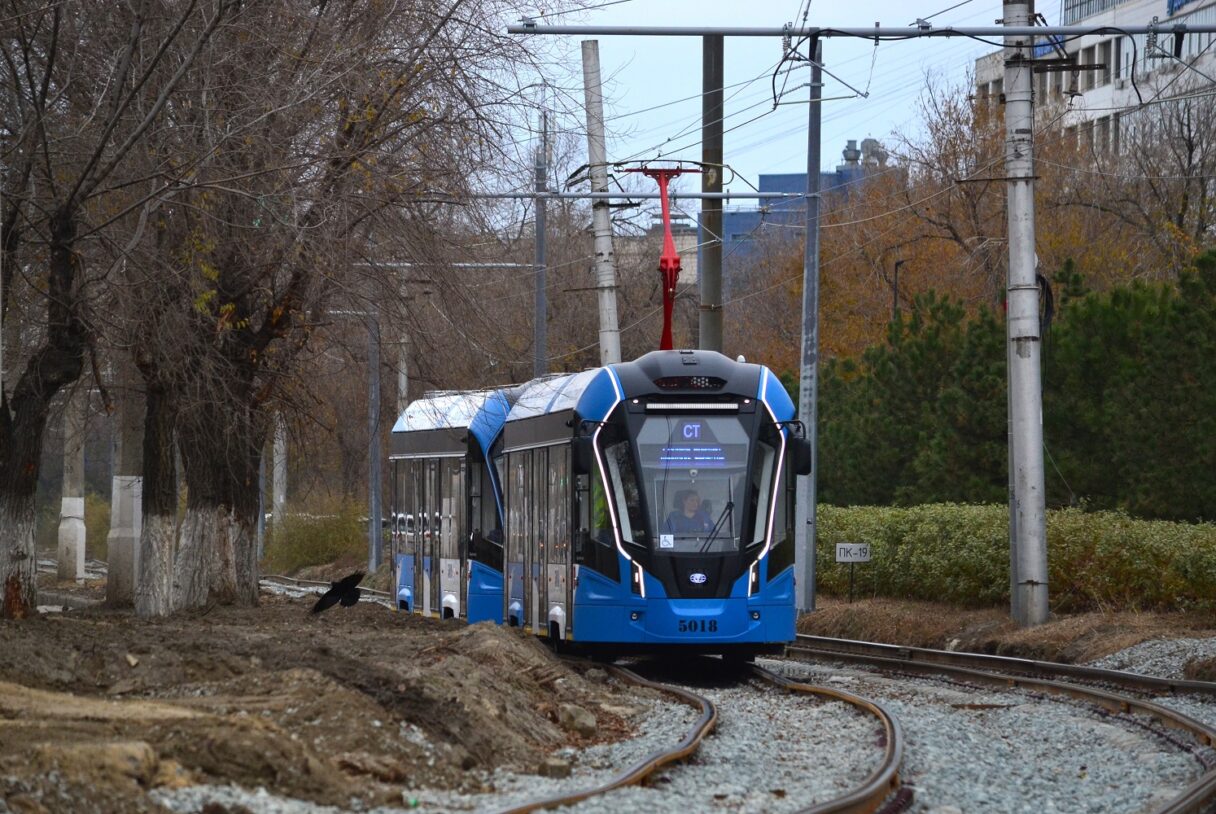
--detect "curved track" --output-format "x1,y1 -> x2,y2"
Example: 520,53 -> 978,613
789,634 -> 1216,814
501,659 -> 906,814
751,664 -> 908,814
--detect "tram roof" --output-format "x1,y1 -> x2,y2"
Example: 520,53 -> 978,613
392,390 -> 497,434
506,368 -> 604,421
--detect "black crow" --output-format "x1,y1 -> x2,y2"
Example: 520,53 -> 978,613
311,571 -> 364,614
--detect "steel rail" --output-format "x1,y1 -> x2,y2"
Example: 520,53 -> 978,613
794,635 -> 1216,697
752,665 -> 907,814
493,664 -> 717,814
786,639 -> 1216,814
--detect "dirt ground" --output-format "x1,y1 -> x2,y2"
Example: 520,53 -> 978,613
1,574 -> 654,814
7,578 -> 1216,814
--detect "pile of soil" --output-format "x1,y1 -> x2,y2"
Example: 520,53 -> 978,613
0,594 -> 650,814
800,596 -> 1216,664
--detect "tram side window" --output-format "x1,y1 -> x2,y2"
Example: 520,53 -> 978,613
604,439 -> 647,546
574,459 -> 620,581
468,461 -> 505,570
440,458 -> 461,562
766,453 -> 796,577
748,422 -> 782,546
397,460 -> 417,556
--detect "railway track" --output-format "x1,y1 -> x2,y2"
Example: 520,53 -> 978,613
787,634 -> 1216,814
499,659 -> 907,814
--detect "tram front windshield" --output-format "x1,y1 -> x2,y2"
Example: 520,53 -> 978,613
634,414 -> 752,554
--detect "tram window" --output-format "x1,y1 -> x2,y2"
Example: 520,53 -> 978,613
440,458 -> 460,561
604,440 -> 646,545
748,422 -> 782,546
636,415 -> 749,554
574,462 -> 620,580
548,448 -> 569,569
398,461 -> 417,555
766,455 -> 796,576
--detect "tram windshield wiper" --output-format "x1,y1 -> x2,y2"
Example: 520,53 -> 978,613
699,500 -> 734,553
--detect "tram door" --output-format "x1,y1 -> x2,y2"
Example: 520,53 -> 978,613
438,458 -> 464,619
393,461 -> 417,612
505,452 -> 526,627
545,447 -> 571,639
416,459 -> 435,617
530,449 -> 547,635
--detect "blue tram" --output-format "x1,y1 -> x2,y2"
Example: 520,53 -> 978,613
389,350 -> 809,657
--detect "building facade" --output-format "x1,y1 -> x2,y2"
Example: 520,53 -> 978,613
975,0 -> 1216,152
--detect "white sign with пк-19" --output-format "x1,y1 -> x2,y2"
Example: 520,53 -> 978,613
835,543 -> 871,563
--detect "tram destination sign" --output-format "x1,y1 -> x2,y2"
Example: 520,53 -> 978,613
835,543 -> 871,563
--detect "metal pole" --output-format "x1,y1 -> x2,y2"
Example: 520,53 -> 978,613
534,111 -> 548,377
795,45 -> 823,615
469,191 -> 807,200
1004,0 -> 1048,626
368,308 -> 383,572
699,34 -> 724,353
582,40 -> 622,365
509,22 -> 1215,36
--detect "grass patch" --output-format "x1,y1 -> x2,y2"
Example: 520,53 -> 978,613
817,503 -> 1216,614
261,497 -> 367,575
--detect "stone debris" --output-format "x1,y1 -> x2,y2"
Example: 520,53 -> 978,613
537,757 -> 572,779
557,703 -> 597,738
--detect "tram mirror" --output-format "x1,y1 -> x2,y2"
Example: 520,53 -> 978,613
572,436 -> 596,475
791,437 -> 813,476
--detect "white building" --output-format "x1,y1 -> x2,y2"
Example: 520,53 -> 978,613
976,0 -> 1216,151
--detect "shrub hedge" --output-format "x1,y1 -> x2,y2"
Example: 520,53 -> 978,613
816,503 -> 1216,612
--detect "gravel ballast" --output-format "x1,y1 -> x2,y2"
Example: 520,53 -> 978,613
769,657 -> 1209,814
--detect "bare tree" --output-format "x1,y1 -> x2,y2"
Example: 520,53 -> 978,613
114,0 -> 563,613
0,0 -> 232,618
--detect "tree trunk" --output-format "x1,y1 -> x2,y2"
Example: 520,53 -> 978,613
172,504 -> 216,610
175,399 -> 262,609
137,513 -> 176,616
136,385 -> 175,617
0,207 -> 86,618
0,498 -> 36,618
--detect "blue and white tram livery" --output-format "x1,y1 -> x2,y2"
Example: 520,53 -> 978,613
389,349 -> 810,657
389,389 -> 516,621
501,349 -> 809,656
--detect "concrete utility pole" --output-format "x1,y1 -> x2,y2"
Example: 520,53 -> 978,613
581,40 -> 622,365
57,387 -> 87,581
534,110 -> 549,378
1003,0 -> 1049,626
699,34 -> 724,353
397,329 -> 410,416
368,308 -> 383,572
272,414 -> 287,533
106,367 -> 144,605
795,45 -> 824,615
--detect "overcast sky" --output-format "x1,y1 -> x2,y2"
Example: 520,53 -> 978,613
517,0 -> 1017,198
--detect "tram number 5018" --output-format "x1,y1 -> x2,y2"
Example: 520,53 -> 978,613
677,619 -> 718,633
